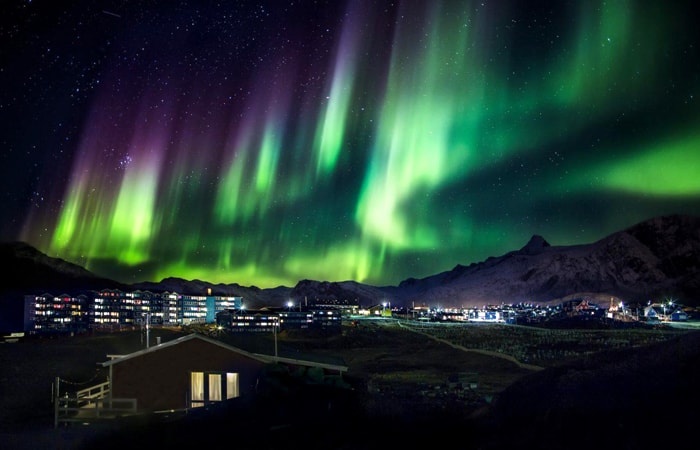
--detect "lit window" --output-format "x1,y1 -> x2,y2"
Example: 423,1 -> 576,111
190,371 -> 239,408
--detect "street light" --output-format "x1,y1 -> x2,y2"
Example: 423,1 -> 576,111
287,300 -> 293,311
273,317 -> 278,358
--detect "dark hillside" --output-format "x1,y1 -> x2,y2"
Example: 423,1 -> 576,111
472,329 -> 700,449
0,242 -> 128,296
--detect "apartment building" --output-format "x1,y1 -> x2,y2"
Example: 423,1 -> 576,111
23,289 -> 243,334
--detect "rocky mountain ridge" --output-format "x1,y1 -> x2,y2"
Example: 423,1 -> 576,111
387,213 -> 699,308
1,214 -> 698,310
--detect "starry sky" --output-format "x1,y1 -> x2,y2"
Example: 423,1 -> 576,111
2,0 -> 699,288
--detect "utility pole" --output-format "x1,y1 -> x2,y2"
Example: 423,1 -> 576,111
273,320 -> 278,358
143,313 -> 151,348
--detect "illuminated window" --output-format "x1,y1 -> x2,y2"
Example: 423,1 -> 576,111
190,371 -> 239,408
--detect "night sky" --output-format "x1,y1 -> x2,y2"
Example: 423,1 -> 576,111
2,0 -> 699,288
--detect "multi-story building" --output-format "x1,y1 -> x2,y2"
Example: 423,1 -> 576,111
177,293 -> 208,325
160,292 -> 180,325
24,293 -> 89,333
91,289 -> 126,328
23,290 -> 242,334
217,307 -> 342,333
308,309 -> 342,331
215,308 -> 280,332
279,309 -> 314,329
210,295 -> 242,320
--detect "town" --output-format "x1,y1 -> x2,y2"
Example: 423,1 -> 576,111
10,286 -> 694,340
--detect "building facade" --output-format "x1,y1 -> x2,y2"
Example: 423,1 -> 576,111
24,293 -> 89,333
23,290 -> 243,334
216,307 -> 342,333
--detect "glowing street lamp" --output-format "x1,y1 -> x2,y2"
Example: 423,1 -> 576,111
287,300 -> 293,311
382,301 -> 391,318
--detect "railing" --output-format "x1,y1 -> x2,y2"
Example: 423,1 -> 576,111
54,380 -> 137,428
75,380 -> 110,405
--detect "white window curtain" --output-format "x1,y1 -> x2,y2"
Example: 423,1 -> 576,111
226,373 -> 239,399
191,372 -> 204,407
208,373 -> 222,401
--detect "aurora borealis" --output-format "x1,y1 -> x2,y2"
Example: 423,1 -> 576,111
2,0 -> 699,288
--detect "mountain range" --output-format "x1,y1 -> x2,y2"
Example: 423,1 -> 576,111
1,214 -> 699,311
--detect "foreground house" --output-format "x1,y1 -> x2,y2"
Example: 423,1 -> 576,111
55,333 -> 348,426
103,333 -> 270,411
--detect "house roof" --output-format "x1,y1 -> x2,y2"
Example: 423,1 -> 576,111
101,333 -> 348,373
268,354 -> 348,372
101,333 -> 270,366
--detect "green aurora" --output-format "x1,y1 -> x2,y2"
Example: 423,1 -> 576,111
3,0 -> 699,287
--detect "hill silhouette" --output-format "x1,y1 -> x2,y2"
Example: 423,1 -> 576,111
2,214 -> 698,316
